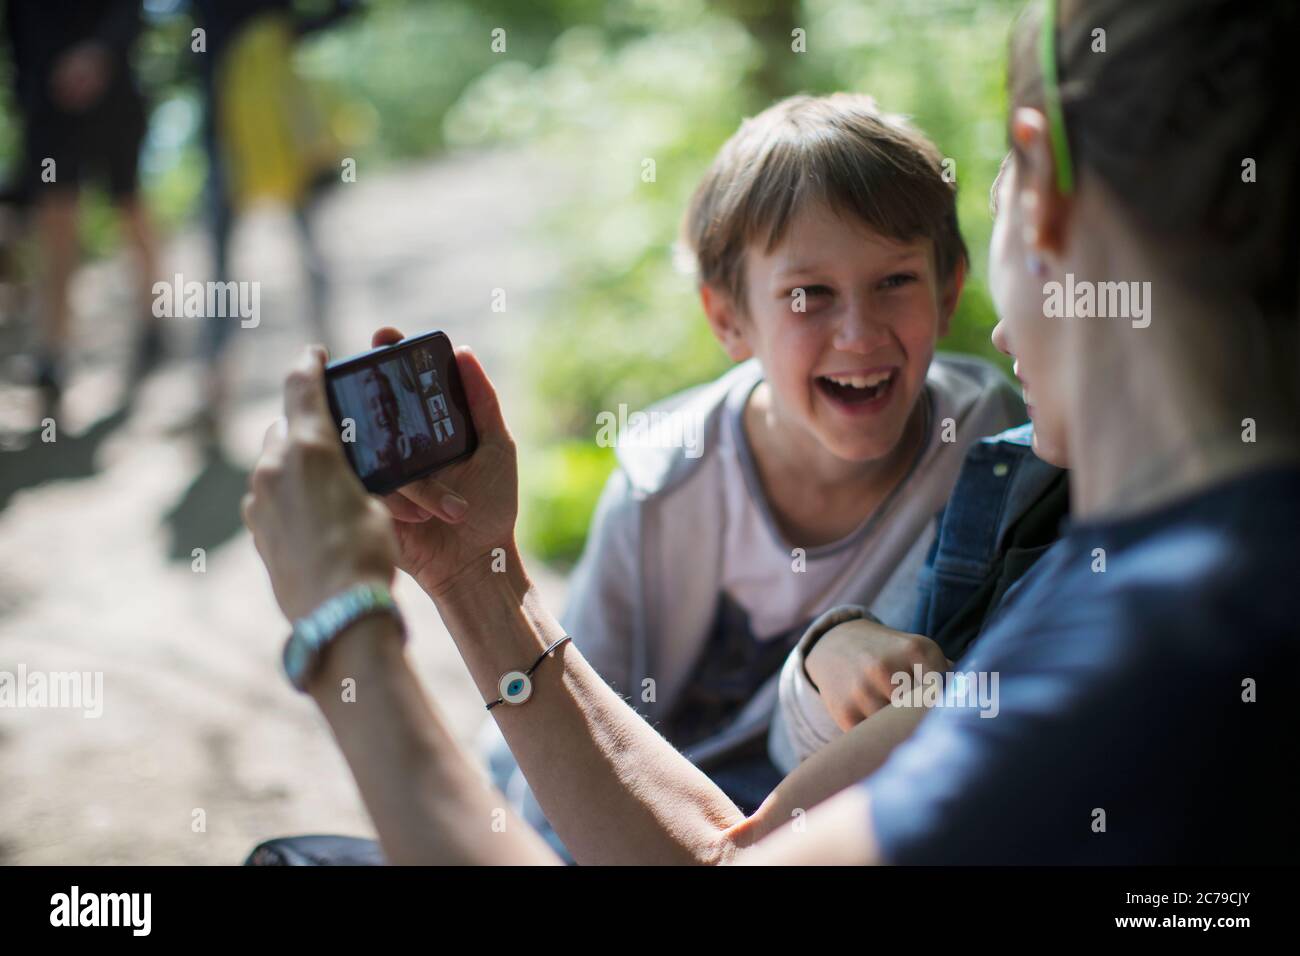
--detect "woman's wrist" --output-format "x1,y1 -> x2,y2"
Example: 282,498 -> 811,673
419,538 -> 531,605
306,610 -> 407,701
428,552 -> 560,706
285,566 -> 396,624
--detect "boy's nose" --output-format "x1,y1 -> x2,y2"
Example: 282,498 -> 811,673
832,303 -> 890,353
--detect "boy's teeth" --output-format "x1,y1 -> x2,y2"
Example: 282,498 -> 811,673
823,371 -> 892,388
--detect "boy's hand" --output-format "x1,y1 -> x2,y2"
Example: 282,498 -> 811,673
368,327 -> 522,599
805,619 -> 950,731
242,347 -> 398,621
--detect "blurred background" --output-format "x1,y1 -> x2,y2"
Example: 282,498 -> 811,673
0,0 -> 1022,863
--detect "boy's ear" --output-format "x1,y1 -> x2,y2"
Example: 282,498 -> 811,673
937,256 -> 966,339
700,282 -> 753,362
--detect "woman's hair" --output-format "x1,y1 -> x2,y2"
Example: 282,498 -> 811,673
683,93 -> 968,309
1008,0 -> 1300,320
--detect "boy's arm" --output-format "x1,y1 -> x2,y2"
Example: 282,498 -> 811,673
772,607 -> 948,767
752,694 -> 928,840
770,606 -> 870,768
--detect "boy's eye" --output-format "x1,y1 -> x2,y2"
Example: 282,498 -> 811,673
879,273 -> 917,290
786,285 -> 833,304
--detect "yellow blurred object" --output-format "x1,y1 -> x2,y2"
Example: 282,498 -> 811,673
217,14 -> 340,209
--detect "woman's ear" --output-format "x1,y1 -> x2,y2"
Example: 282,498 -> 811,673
937,257 -> 967,338
700,282 -> 753,362
1010,108 -> 1072,262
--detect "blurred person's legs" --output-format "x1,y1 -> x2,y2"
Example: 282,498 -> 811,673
200,111 -> 238,434
116,193 -> 164,380
98,77 -> 164,382
31,188 -> 79,411
294,195 -> 332,352
0,186 -> 32,328
20,31 -> 155,415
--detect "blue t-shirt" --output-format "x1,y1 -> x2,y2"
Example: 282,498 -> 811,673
867,465 -> 1298,864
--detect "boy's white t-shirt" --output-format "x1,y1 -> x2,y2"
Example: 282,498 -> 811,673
719,381 -> 927,637
662,374 -> 946,747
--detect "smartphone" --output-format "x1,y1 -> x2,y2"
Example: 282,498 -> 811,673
324,330 -> 478,495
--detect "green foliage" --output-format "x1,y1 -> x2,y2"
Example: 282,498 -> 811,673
518,439 -> 617,570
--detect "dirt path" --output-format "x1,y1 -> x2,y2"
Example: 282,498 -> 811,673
0,149 -> 574,864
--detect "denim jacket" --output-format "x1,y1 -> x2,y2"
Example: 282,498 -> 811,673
770,424 -> 1067,771
911,423 -> 1065,653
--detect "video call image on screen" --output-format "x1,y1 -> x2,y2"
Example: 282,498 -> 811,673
329,342 -> 469,487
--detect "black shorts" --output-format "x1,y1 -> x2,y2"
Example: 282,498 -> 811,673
21,79 -> 147,201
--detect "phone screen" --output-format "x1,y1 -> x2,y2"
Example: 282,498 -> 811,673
324,331 -> 477,495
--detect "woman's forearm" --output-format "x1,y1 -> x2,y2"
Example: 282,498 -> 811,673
308,613 -> 559,865
429,545 -> 751,864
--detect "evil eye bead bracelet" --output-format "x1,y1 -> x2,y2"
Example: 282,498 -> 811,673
485,635 -> 572,710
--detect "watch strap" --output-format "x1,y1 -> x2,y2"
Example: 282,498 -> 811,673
283,582 -> 404,693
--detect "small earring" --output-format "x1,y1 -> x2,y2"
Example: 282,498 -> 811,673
1026,253 -> 1045,277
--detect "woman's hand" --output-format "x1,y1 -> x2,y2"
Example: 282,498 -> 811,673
368,327 -> 522,599
804,619 -> 950,731
242,346 -> 398,621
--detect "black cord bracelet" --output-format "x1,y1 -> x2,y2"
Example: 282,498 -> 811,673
485,635 -> 572,710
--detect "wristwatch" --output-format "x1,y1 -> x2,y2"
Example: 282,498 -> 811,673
282,582 -> 405,692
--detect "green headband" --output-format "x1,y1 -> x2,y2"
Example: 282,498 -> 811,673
1039,0 -> 1075,193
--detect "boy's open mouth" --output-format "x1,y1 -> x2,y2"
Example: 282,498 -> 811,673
815,369 -> 897,406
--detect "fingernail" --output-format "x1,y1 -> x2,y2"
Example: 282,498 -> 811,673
442,493 -> 468,519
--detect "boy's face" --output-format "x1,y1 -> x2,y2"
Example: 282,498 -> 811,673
988,154 -> 1069,467
710,200 -> 955,464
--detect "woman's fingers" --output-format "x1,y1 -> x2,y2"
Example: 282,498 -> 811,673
283,346 -> 338,447
371,327 -> 404,349
396,475 -> 470,524
262,417 -> 287,454
381,491 -> 432,524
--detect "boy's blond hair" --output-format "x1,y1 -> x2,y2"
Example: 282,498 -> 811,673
684,93 -> 968,308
